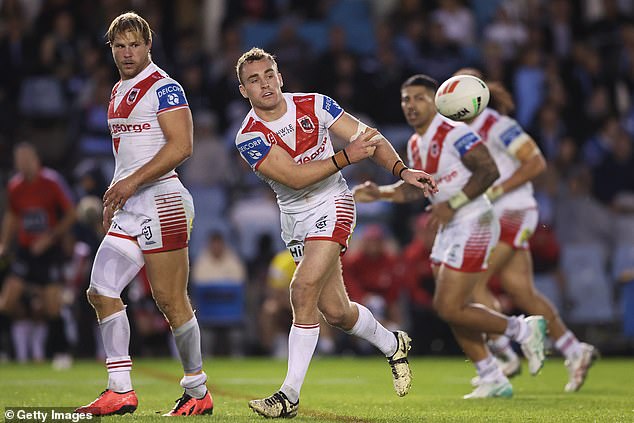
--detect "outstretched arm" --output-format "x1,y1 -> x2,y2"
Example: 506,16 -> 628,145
329,113 -> 437,197
257,129 -> 380,190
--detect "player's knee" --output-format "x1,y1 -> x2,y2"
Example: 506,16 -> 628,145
433,296 -> 457,323
289,283 -> 318,311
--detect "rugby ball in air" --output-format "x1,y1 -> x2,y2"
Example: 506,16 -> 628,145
435,75 -> 489,121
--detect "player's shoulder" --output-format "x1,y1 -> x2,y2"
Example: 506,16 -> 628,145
436,114 -> 475,139
7,173 -> 24,191
235,114 -> 269,146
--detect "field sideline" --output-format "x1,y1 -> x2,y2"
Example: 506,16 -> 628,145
1,356 -> 632,422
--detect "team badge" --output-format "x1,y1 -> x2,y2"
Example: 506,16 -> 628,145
127,88 -> 140,105
430,140 -> 440,158
298,116 -> 315,133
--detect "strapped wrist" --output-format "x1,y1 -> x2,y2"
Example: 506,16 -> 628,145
392,160 -> 408,179
332,150 -> 351,170
485,185 -> 504,202
448,190 -> 469,210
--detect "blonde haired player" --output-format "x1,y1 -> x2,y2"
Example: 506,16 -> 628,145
234,47 -> 437,418
455,68 -> 597,392
75,12 -> 212,416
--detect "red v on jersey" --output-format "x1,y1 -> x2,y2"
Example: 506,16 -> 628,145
108,71 -> 164,120
292,95 -> 320,156
242,95 -> 320,158
423,121 -> 452,174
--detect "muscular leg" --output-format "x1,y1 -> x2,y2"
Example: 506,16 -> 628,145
144,248 -> 207,399
471,242 -> 515,313
279,240 -> 340,403
499,249 -> 566,340
317,259 -> 397,356
87,236 -> 144,393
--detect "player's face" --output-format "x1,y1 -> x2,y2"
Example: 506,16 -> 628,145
14,147 -> 40,178
401,86 -> 436,132
111,30 -> 151,80
238,58 -> 284,111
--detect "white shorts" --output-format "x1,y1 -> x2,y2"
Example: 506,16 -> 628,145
494,207 -> 538,250
108,177 -> 194,254
281,191 -> 355,263
431,208 -> 500,272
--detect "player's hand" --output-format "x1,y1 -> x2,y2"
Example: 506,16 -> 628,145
427,201 -> 455,226
30,232 -> 54,256
352,181 -> 381,202
345,128 -> 381,163
103,175 -> 140,212
102,205 -> 115,233
401,169 -> 438,197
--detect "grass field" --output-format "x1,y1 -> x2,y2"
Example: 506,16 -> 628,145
1,356 -> 633,422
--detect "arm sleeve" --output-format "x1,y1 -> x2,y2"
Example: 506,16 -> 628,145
496,116 -> 531,156
452,127 -> 483,158
316,94 -> 344,129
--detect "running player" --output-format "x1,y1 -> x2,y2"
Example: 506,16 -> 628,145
456,68 -> 597,392
354,74 -> 547,399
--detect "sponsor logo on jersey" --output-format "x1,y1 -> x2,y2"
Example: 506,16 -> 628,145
157,83 -> 187,111
438,169 -> 459,184
276,123 -> 294,138
295,136 -> 327,164
322,95 -> 343,119
267,132 -> 278,145
454,132 -> 480,156
110,122 -> 151,135
237,136 -> 271,167
126,88 -> 140,105
298,115 -> 315,133
500,124 -> 523,147
288,242 -> 304,261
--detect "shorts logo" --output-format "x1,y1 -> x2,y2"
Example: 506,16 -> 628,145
288,243 -> 304,261
298,115 -> 315,133
142,226 -> 153,240
315,215 -> 328,230
126,88 -> 140,105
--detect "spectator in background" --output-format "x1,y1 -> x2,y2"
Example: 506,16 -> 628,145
191,231 -> 246,285
0,142 -> 76,366
343,225 -> 403,330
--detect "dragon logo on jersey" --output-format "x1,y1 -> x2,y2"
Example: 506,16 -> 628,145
126,88 -> 140,105
298,115 -> 315,133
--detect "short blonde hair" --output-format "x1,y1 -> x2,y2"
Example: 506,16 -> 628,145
106,12 -> 152,45
235,47 -> 278,84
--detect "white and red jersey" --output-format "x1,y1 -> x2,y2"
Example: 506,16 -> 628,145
235,92 -> 347,213
108,62 -> 189,185
407,113 -> 490,218
470,108 -> 537,210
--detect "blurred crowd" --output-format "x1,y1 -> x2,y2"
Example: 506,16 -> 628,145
0,0 -> 633,362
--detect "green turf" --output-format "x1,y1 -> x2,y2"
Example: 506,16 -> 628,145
1,356 -> 633,422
